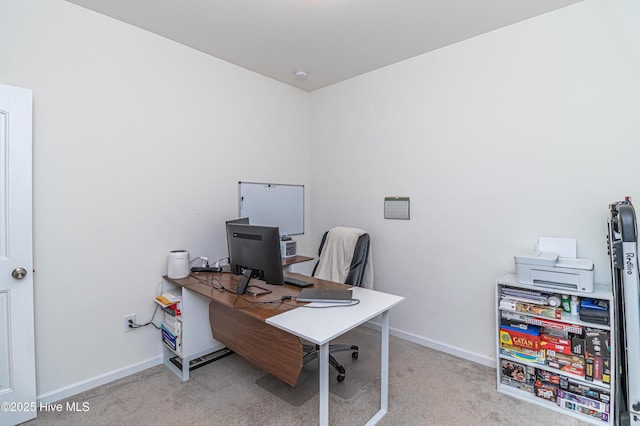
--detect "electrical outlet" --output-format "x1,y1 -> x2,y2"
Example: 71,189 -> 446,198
123,313 -> 136,333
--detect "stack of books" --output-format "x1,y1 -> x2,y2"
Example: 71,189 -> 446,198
161,313 -> 182,353
159,290 -> 183,353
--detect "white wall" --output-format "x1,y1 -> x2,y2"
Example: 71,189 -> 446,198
0,0 -> 311,399
309,0 -> 640,363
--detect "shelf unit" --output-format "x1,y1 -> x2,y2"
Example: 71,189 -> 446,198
496,273 -> 615,425
160,279 -> 226,381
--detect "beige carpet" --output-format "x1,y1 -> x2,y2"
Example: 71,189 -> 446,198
23,327 -> 590,425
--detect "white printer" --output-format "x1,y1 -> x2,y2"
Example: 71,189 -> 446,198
514,250 -> 594,293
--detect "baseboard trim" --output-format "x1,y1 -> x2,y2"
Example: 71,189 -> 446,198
364,321 -> 495,368
37,356 -> 162,404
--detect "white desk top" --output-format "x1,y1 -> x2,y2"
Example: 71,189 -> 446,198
266,286 -> 404,345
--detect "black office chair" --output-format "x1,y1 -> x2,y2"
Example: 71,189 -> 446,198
302,227 -> 371,382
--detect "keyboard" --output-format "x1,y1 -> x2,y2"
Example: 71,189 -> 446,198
284,277 -> 313,288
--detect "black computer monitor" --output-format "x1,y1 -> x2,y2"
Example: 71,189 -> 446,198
226,217 -> 250,225
226,223 -> 284,295
225,217 -> 250,262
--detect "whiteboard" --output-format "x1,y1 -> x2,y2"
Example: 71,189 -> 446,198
239,182 -> 304,236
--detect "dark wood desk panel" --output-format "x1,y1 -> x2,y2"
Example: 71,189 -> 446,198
209,302 -> 302,386
163,271 -> 350,386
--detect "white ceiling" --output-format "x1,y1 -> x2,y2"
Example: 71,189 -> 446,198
65,0 -> 583,92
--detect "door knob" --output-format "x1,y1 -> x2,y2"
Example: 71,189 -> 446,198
12,267 -> 27,279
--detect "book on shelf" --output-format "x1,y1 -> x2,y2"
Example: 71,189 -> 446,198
162,337 -> 181,353
163,315 -> 181,334
500,299 -> 562,320
501,311 -> 583,334
162,289 -> 182,302
162,336 -> 181,352
500,287 -> 550,305
564,380 -> 610,403
162,303 -> 181,316
163,305 -> 178,316
161,323 -> 181,339
161,323 -> 182,352
557,395 -> 609,422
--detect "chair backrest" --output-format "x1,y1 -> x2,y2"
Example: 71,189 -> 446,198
312,230 -> 370,287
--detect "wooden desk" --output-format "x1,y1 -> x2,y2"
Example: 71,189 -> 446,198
164,271 -> 404,425
163,271 -> 347,386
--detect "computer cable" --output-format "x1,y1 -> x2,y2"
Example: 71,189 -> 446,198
234,297 -> 294,308
189,256 -> 209,267
189,256 -> 228,273
212,257 -> 228,267
297,298 -> 361,308
185,273 -> 229,292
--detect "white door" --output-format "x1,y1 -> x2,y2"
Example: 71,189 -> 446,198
0,84 -> 36,425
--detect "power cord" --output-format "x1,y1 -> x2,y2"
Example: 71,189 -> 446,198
234,294 -> 295,308
298,298 -> 361,308
189,256 -> 210,267
128,303 -> 161,330
189,256 -> 229,273
185,273 -> 231,293
234,294 -> 360,308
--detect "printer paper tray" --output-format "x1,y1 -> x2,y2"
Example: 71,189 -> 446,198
517,266 -> 594,293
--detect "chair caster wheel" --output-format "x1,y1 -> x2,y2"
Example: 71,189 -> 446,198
337,374 -> 345,382
352,351 -> 359,359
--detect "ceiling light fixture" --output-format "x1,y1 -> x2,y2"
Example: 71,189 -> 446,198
294,69 -> 309,80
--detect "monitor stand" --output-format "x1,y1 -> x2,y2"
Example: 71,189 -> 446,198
237,268 -> 253,295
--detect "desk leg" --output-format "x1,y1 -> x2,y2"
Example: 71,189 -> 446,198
319,342 -> 329,426
366,310 -> 390,426
381,310 -> 390,413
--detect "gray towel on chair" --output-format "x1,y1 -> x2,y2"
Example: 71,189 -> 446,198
313,227 -> 373,289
